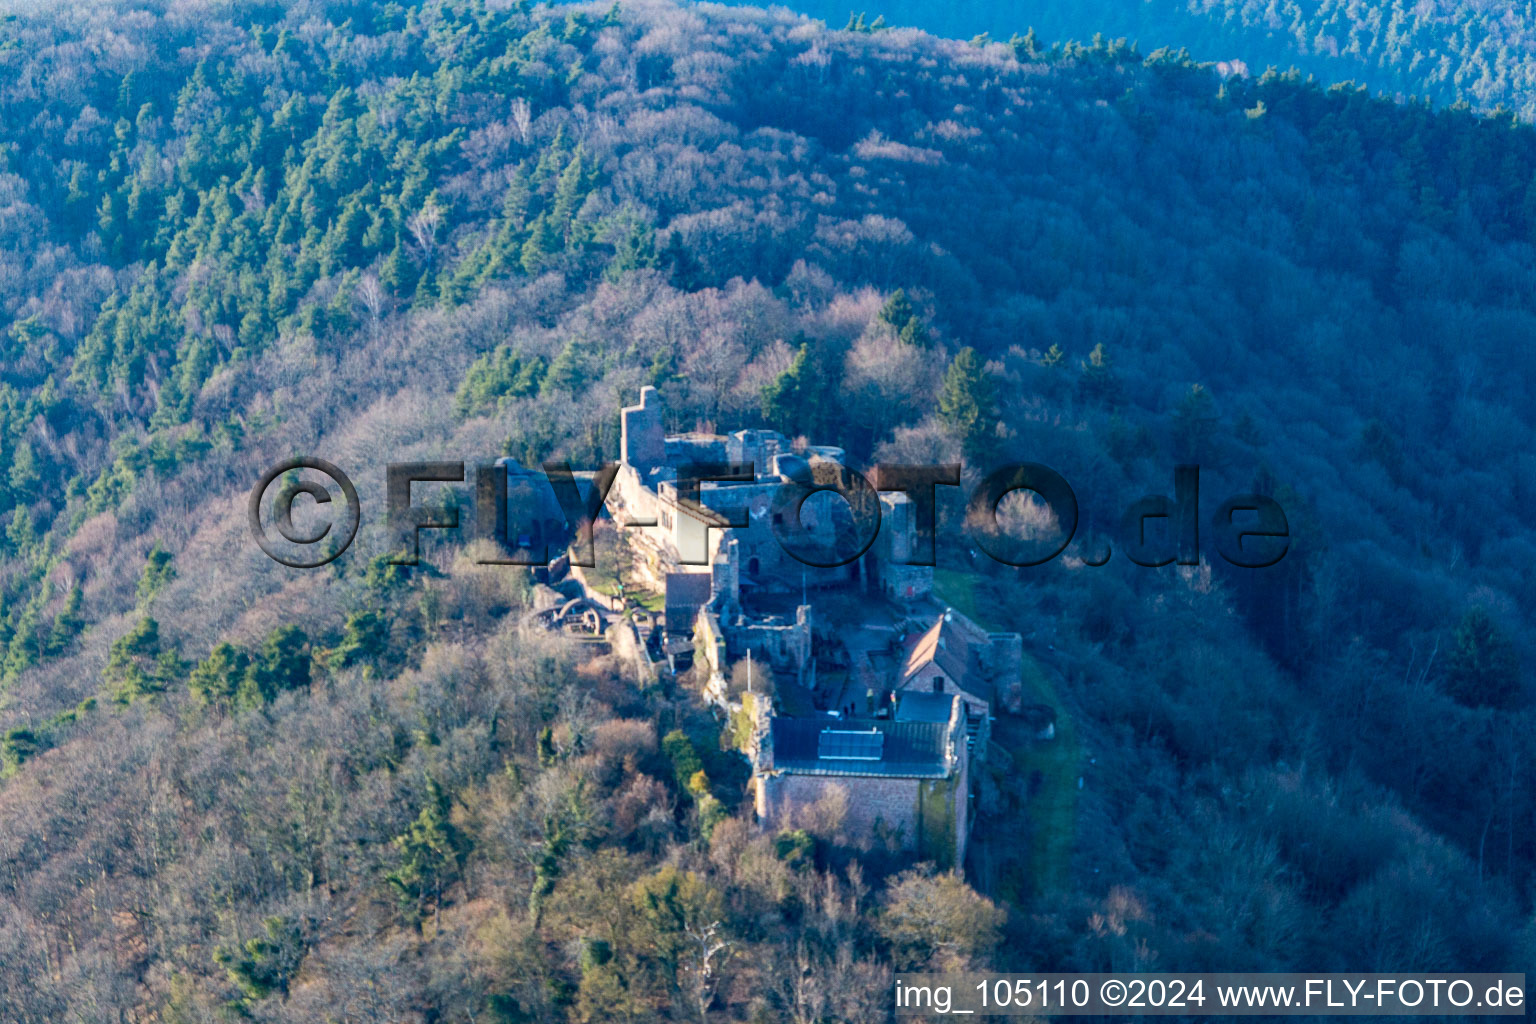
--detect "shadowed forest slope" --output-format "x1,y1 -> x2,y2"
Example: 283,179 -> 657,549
731,0 -> 1536,119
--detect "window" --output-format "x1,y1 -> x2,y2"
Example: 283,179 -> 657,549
818,728 -> 883,760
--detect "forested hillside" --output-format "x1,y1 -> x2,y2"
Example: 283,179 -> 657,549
0,0 -> 1533,1018
741,0 -> 1536,119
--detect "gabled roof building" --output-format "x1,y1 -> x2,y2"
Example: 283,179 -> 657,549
754,697 -> 973,869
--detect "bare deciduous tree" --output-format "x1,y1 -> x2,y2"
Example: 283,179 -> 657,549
354,272 -> 386,332
511,97 -> 533,146
407,200 -> 444,267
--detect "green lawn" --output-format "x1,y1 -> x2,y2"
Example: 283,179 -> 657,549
581,559 -> 664,613
583,560 -> 623,597
1011,673 -> 1079,895
932,567 -> 987,622
629,589 -> 664,613
934,569 -> 1080,897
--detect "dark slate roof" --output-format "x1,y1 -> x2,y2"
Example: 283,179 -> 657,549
769,717 -> 951,778
664,572 -> 713,633
665,571 -> 713,605
893,691 -> 956,724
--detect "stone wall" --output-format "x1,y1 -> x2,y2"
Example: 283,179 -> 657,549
620,385 -> 665,468
729,604 -> 812,676
756,773 -> 923,851
984,632 -> 1025,714
755,768 -> 968,870
695,610 -> 728,701
865,492 -> 934,605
